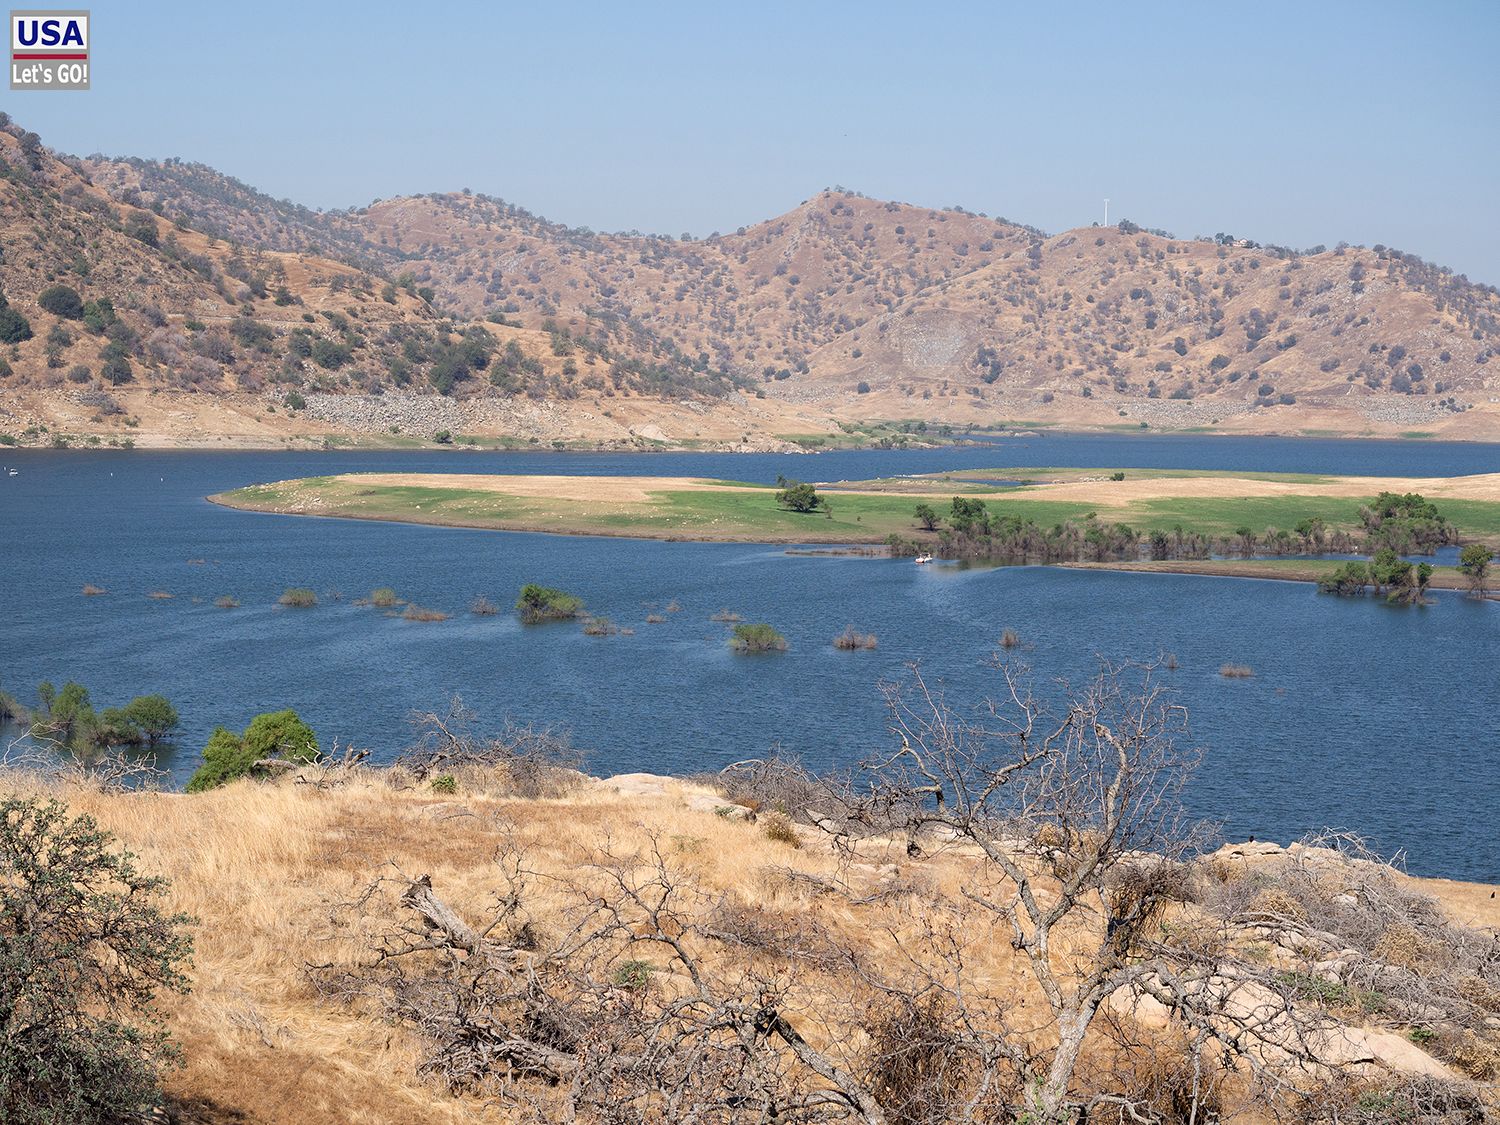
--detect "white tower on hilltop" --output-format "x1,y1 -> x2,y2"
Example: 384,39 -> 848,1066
1104,198 -> 1110,227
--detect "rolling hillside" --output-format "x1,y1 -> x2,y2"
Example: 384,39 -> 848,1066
7,115 -> 1499,446
0,120 -> 826,450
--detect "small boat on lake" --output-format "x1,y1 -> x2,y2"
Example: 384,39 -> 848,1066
914,554 -> 933,565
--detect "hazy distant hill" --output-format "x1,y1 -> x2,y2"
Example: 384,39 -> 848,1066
0,119 -> 1491,443
2,119 -> 818,450
79,142 -> 1500,438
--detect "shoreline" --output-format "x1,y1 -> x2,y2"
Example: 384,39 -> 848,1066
207,494 -> 1495,596
9,424 -> 1500,455
1060,557 -> 1489,594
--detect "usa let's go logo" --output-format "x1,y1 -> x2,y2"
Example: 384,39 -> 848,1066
11,9 -> 89,90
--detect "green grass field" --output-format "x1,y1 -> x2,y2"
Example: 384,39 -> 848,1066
212,471 -> 1500,548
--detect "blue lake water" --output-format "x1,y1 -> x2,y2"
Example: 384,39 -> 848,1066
0,433 -> 1496,880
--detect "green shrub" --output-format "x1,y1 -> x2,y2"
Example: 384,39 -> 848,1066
761,811 -> 801,848
37,285 -> 84,319
278,587 -> 317,608
310,337 -> 351,370
611,959 -> 653,990
1318,562 -> 1370,597
729,623 -> 787,653
430,774 -> 457,795
121,695 -> 179,745
775,480 -> 823,512
185,710 -> 318,792
516,583 -> 583,624
0,300 -> 32,344
369,587 -> 401,608
0,797 -> 193,1124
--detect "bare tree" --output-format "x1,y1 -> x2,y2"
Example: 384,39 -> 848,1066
836,659 -> 1341,1122
312,662 -> 1489,1122
396,697 -> 583,797
313,836 -> 890,1121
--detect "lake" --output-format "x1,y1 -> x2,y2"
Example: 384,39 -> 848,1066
0,433 -> 1495,880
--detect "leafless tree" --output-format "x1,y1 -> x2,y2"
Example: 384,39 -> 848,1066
395,697 -> 584,797
834,659 -> 1343,1122
313,835 -> 890,1121
312,662 -> 1491,1123
1,732 -> 169,793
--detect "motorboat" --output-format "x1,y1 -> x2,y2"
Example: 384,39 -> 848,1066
914,554 -> 933,565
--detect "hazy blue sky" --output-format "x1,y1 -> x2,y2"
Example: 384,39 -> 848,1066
12,1 -> 1500,282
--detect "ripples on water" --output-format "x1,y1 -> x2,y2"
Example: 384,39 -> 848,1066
0,433 -> 1495,879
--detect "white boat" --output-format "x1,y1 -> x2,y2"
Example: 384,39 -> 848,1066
914,554 -> 933,565
5,468 -> 15,476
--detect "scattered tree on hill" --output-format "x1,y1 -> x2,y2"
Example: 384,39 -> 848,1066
0,291 -> 32,344
0,797 -> 193,1124
914,502 -> 940,531
37,285 -> 84,320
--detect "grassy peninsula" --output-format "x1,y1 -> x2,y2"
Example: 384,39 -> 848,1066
211,468 -> 1500,547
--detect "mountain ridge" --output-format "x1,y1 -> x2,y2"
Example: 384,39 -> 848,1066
82,152 -> 1500,439
2,114 -> 1497,447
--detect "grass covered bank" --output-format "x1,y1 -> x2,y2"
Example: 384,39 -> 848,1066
211,468 -> 1500,546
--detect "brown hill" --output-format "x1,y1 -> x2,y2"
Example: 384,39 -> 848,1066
0,121 -> 831,450
54,134 -> 1500,442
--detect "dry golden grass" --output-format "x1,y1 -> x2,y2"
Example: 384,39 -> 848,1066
8,772 -> 1493,1122
0,773 -> 1024,1122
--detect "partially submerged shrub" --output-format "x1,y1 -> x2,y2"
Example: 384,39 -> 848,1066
729,623 -> 787,652
369,587 -> 402,608
515,583 -> 583,624
1219,664 -> 1254,678
710,608 -> 742,623
581,616 -> 618,636
645,613 -> 666,624
278,587 -> 318,608
999,628 -> 1020,649
470,595 -> 498,616
80,584 -> 107,596
833,625 -> 877,650
146,590 -> 173,600
185,709 -> 318,791
401,604 -> 449,622
120,694 -> 179,745
213,595 -> 239,608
